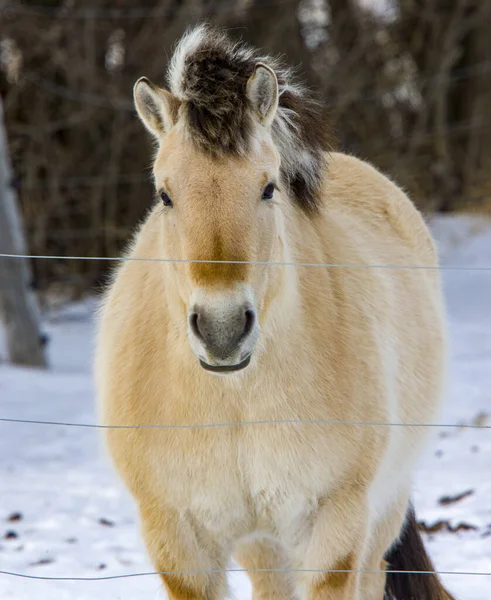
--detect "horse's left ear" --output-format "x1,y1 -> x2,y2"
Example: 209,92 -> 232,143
246,63 -> 278,127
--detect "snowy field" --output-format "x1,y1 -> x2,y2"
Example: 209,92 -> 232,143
1,214 -> 490,599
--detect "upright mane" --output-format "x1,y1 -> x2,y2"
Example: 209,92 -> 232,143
167,24 -> 332,213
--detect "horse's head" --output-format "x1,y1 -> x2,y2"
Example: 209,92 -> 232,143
133,25 -> 330,374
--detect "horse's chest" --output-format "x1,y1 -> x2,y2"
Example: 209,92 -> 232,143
158,425 -> 328,542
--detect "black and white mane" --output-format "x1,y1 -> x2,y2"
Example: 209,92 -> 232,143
167,24 -> 332,213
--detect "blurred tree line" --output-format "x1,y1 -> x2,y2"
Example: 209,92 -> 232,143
0,0 -> 490,291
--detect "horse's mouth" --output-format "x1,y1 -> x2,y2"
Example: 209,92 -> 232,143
199,354 -> 251,373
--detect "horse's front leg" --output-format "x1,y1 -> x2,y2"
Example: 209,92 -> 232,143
300,484 -> 369,600
139,500 -> 229,600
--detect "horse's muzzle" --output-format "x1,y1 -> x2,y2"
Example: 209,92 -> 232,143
187,295 -> 259,373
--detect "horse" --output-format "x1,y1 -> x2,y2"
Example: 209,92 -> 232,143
95,23 -> 455,600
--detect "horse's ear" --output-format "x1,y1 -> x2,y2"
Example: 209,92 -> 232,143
246,63 -> 278,127
133,77 -> 180,138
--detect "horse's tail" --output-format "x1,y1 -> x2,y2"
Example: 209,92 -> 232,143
384,504 -> 456,600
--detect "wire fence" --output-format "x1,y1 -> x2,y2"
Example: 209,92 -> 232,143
1,254 -> 490,433
1,249 -> 489,585
1,247 -> 489,431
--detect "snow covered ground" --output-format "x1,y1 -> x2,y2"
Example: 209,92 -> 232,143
1,213 -> 490,600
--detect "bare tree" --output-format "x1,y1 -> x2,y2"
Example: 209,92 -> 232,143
397,0 -> 491,210
1,0 -> 490,293
226,0 -> 319,89
0,97 -> 48,368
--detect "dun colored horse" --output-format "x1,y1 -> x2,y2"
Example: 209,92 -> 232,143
96,24 -> 455,600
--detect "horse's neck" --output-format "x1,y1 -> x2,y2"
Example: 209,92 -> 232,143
258,205 -> 306,345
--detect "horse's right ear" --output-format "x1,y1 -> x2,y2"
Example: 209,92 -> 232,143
133,77 -> 180,138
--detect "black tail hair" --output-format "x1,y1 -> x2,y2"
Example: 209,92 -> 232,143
384,505 -> 456,600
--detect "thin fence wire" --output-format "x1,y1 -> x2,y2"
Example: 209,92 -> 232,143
1,566 -> 491,582
1,416 -> 490,430
1,252 -> 491,271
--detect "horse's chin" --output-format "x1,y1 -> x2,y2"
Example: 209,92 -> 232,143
199,354 -> 251,375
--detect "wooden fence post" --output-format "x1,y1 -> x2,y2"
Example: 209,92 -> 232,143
0,97 -> 48,368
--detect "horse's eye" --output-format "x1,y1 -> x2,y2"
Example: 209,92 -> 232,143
262,183 -> 275,201
160,191 -> 173,207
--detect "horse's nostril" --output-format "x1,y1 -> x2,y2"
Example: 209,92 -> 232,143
189,312 -> 202,340
243,309 -> 255,339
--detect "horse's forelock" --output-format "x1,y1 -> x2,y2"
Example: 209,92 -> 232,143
166,24 -> 332,213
